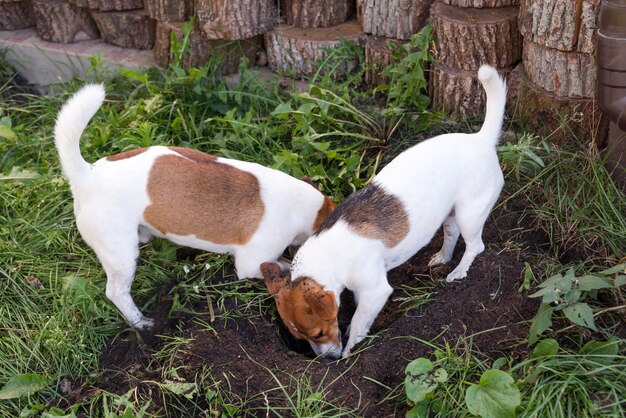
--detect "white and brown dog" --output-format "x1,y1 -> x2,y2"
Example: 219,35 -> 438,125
54,84 -> 335,330
261,65 -> 507,359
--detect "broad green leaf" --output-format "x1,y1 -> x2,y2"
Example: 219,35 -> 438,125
0,373 -> 49,400
615,275 -> 626,288
406,402 -> 429,418
600,264 -> 626,276
405,358 -> 448,404
0,167 -> 40,181
528,304 -> 555,345
465,370 -> 521,418
531,339 -> 559,359
563,303 -> 596,331
0,124 -> 16,140
161,380 -> 197,399
580,340 -> 619,365
576,275 -> 614,291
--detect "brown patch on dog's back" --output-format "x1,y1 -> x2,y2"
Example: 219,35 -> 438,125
106,148 -> 148,161
144,152 -> 264,245
313,196 -> 336,232
316,183 -> 409,248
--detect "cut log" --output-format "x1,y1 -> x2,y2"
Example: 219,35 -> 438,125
280,0 -> 351,28
196,0 -> 277,40
265,21 -> 365,79
519,0 -> 599,54
523,40 -> 595,98
431,2 -> 521,71
364,35 -> 406,86
145,0 -> 192,22
154,21 -> 264,74
430,63 -> 515,117
438,0 -> 519,7
0,0 -> 34,30
68,0 -> 143,11
91,9 -> 155,49
33,0 -> 99,43
357,0 -> 433,40
510,65 -> 609,145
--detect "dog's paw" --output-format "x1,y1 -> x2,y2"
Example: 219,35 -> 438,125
341,348 -> 351,359
445,269 -> 467,282
133,317 -> 155,330
428,251 -> 451,267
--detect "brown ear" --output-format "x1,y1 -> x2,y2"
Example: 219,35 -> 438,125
261,262 -> 288,297
301,176 -> 318,190
307,289 -> 338,321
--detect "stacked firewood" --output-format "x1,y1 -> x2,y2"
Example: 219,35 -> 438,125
514,0 -> 608,143
430,0 -> 522,117
0,0 -> 35,30
264,0 -> 363,79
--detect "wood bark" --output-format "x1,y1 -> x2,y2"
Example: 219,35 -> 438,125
69,0 -> 142,11
34,0 -> 99,43
511,65 -> 609,145
357,0 -> 433,40
196,0 -> 277,40
91,9 -> 155,49
431,2 -> 521,71
519,0 -> 599,54
265,21 -> 365,79
364,35 -> 406,86
154,21 -> 263,74
438,0 -> 518,7
523,40 -> 595,98
430,63 -> 515,117
145,0 -> 191,22
280,0 -> 351,28
0,0 -> 34,30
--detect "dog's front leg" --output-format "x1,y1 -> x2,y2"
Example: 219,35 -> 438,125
342,281 -> 393,358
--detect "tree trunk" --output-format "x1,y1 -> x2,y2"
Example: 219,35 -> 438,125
33,0 -> 99,43
357,0 -> 433,40
430,63 -> 515,117
145,0 -> 192,22
91,9 -> 155,49
264,21 -> 364,79
519,0 -> 599,54
438,0 -> 518,7
196,0 -> 277,40
522,40 -> 595,98
154,21 -> 263,74
364,35 -> 405,86
280,0 -> 351,28
511,65 -> 609,145
0,0 -> 34,30
431,2 -> 521,71
69,0 -> 142,11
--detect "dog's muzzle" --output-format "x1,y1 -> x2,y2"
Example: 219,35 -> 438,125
309,330 -> 343,360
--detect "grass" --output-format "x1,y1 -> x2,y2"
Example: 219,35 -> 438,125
1,32 -> 626,416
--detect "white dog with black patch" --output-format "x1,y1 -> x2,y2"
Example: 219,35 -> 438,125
54,85 -> 335,330
261,65 -> 507,359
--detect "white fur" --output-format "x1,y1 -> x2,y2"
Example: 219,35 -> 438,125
290,65 -> 507,358
55,84 -> 329,330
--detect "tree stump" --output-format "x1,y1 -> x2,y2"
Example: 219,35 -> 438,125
280,0 -> 351,28
69,0 -> 142,11
33,0 -> 99,43
0,0 -> 34,30
510,65 -> 609,145
145,0 -> 192,22
357,0 -> 433,40
364,35 -> 406,86
431,63 -> 515,117
91,9 -> 155,49
431,2 -> 521,71
522,40 -> 595,98
519,0 -> 599,54
265,21 -> 365,79
196,0 -> 277,40
438,0 -> 518,7
154,21 -> 263,74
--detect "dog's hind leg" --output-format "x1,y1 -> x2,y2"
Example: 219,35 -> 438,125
428,215 -> 460,267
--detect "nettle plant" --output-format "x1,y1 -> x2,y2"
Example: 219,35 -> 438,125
528,263 -> 626,344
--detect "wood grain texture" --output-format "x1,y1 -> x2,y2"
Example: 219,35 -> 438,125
196,0 -> 277,40
145,0 -> 192,21
357,0 -> 433,40
91,9 -> 155,49
0,0 -> 34,30
34,0 -> 99,43
280,0 -> 351,28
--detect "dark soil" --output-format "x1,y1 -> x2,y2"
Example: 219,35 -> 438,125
68,195 -> 545,416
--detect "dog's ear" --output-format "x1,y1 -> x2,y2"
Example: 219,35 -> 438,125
305,287 -> 338,321
301,176 -> 319,190
261,262 -> 288,297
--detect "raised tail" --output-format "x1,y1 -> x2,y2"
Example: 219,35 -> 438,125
476,65 -> 508,146
54,84 -> 105,185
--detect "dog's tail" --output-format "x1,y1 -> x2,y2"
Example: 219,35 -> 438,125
54,84 -> 105,185
476,65 -> 507,146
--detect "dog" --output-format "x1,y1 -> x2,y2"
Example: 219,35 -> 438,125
54,84 -> 335,330
261,65 -> 507,359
